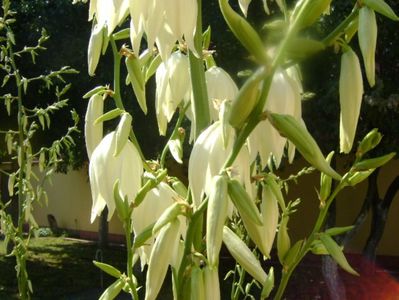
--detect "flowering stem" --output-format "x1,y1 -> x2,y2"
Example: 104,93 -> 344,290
123,218 -> 139,300
110,36 -> 152,172
322,6 -> 359,47
189,0 -> 210,139
274,182 -> 346,299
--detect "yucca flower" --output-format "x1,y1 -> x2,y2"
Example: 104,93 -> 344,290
155,51 -> 191,135
238,0 -> 252,17
248,67 -> 302,168
89,0 -> 129,36
132,181 -> 181,268
129,0 -> 198,60
84,94 -> 104,159
205,66 -> 239,122
89,132 -> 143,223
188,121 -> 251,208
339,47 -> 364,153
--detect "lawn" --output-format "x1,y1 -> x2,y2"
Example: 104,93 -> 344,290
0,237 -> 129,299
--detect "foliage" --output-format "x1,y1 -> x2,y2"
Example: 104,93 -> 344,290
0,0 -> 78,297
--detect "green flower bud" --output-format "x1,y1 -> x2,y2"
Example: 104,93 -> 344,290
277,214 -> 291,264
228,67 -> 266,129
347,169 -> 375,186
145,219 -> 181,300
88,24 -> 104,76
319,233 -> 359,276
319,151 -> 335,204
353,152 -> 396,171
283,239 -> 303,267
228,178 -> 263,226
152,202 -> 184,235
363,0 -> 399,21
358,6 -> 377,87
207,175 -> 229,267
125,54 -> 147,114
339,48 -> 364,154
261,267 -> 275,298
291,0 -> 332,30
223,226 -> 268,284
267,112 -> 341,180
356,128 -> 382,158
218,0 -> 268,64
99,279 -> 123,300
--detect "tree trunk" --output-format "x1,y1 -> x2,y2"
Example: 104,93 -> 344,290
98,208 -> 108,249
363,175 -> 399,265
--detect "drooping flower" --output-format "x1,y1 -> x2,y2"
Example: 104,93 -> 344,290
155,51 -> 190,135
188,121 -> 251,208
205,66 -> 239,122
87,24 -> 104,76
90,0 -> 129,36
339,47 -> 364,153
131,181 -> 179,268
247,67 -> 302,168
238,0 -> 252,17
129,0 -> 198,60
84,94 -> 103,159
89,132 -> 143,223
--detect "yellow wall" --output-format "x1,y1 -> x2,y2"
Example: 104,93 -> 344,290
32,160 -> 399,255
33,166 -> 124,236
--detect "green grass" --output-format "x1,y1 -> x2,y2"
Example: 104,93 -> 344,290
0,237 -> 128,299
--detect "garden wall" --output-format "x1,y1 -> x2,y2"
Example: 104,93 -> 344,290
32,160 -> 399,255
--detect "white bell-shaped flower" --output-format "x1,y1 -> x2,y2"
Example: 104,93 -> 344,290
84,94 -> 103,160
89,132 -> 143,223
248,67 -> 302,168
131,181 -> 180,268
155,51 -> 191,135
238,0 -> 252,17
129,0 -> 198,60
205,66 -> 239,122
188,121 -> 251,208
91,0 -> 129,36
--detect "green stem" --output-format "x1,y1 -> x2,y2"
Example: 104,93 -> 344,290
322,6 -> 359,47
189,0 -> 210,139
273,182 -> 346,299
8,27 -> 30,299
110,36 -> 151,172
124,219 -> 139,300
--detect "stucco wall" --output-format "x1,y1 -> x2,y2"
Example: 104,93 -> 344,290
33,166 -> 124,237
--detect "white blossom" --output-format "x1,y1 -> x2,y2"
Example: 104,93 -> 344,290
89,132 -> 143,223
